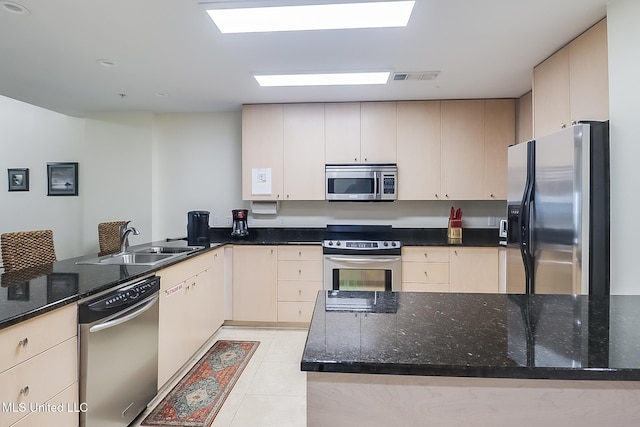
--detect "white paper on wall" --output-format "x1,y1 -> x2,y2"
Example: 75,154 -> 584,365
251,167 -> 272,195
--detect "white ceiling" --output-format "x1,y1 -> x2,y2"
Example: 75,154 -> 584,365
0,0 -> 608,117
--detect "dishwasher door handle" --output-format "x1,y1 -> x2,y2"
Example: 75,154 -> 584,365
89,295 -> 158,333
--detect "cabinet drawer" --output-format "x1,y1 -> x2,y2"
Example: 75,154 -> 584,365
0,305 -> 76,374
12,382 -> 79,427
277,260 -> 323,281
402,262 -> 449,283
277,245 -> 322,261
157,251 -> 214,290
402,282 -> 450,293
0,337 -> 77,426
277,302 -> 316,323
278,281 -> 323,302
402,247 -> 449,262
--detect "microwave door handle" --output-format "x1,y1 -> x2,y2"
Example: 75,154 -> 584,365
375,174 -> 381,198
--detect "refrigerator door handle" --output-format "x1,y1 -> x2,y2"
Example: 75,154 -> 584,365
520,141 -> 536,294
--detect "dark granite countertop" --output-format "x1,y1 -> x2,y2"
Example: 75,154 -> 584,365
210,227 -> 500,247
0,240 -> 222,330
301,291 -> 640,381
0,227 -> 499,331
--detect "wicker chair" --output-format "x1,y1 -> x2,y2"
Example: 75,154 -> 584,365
98,221 -> 128,256
0,230 -> 57,272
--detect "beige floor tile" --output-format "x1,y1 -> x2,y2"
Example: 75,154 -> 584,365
247,361 -> 307,397
263,329 -> 309,363
229,395 -> 306,427
211,392 -> 245,427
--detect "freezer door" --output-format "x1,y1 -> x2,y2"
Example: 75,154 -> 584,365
532,125 -> 587,294
505,142 -> 529,293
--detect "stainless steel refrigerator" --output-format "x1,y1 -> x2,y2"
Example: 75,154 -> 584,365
506,122 -> 610,295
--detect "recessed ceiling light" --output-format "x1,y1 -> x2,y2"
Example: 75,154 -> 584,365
254,72 -> 390,87
97,59 -> 118,67
1,1 -> 29,15
206,1 -> 415,34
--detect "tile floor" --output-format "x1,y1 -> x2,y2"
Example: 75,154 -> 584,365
132,326 -> 309,427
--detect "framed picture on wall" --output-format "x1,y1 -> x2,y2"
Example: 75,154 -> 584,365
47,162 -> 78,196
8,168 -> 29,191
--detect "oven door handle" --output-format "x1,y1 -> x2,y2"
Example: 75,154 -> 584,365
89,294 -> 158,333
325,256 -> 401,264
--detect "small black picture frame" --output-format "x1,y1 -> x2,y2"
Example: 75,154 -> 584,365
47,162 -> 78,196
8,168 -> 29,191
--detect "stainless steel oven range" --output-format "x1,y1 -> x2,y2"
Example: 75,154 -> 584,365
323,224 -> 402,291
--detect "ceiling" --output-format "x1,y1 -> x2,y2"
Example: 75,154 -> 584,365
0,0 -> 608,117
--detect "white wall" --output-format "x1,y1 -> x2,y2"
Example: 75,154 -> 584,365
607,0 -> 640,294
153,112 -> 243,239
82,112 -> 155,254
0,96 -> 84,261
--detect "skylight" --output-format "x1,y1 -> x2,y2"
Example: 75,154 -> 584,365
206,1 -> 416,34
254,72 -> 391,87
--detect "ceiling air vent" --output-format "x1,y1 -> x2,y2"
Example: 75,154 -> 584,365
392,71 -> 440,81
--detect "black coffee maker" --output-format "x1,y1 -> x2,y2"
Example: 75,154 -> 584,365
187,210 -> 210,246
231,209 -> 249,237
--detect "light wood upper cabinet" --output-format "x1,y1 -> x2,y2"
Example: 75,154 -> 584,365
242,104 -> 284,200
569,19 -> 609,124
325,102 -> 397,164
484,99 -> 515,200
360,102 -> 397,163
533,46 -> 570,137
283,103 -> 325,200
441,100 -> 485,200
396,101 -> 441,200
325,103 -> 361,163
533,18 -> 608,137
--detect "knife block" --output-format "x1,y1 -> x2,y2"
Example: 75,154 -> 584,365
447,219 -> 462,244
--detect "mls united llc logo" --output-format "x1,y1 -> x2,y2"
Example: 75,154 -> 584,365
2,402 -> 88,413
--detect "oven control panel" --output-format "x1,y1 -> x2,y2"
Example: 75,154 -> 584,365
323,240 -> 401,249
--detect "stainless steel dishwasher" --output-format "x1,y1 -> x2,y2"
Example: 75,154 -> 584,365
78,275 -> 160,427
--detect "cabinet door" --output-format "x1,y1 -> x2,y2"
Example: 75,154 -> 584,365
211,248 -> 225,330
325,103 -> 361,163
242,104 -> 284,200
232,245 -> 278,322
569,19 -> 609,123
449,247 -> 499,293
441,100 -> 485,200
397,101 -> 441,200
158,280 -> 190,387
283,103 -> 325,200
484,99 -> 515,200
186,268 -> 215,356
533,46 -> 570,137
361,102 -> 397,163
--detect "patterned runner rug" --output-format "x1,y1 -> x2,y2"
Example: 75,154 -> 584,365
141,340 -> 259,427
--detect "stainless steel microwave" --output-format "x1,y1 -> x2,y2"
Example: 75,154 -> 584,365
325,164 -> 398,201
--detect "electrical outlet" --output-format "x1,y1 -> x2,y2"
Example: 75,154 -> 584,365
213,216 -> 219,225
225,217 -> 231,226
488,216 -> 497,227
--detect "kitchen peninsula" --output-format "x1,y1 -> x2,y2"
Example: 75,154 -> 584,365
302,291 -> 640,426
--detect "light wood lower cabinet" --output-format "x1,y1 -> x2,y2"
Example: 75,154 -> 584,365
402,246 -> 499,294
157,251 -> 221,388
232,245 -> 278,322
277,246 -> 323,323
0,304 -> 78,427
401,246 -> 450,292
449,247 -> 499,293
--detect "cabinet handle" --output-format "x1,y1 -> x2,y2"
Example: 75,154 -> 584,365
435,194 -> 439,199
298,289 -> 302,296
286,194 -> 290,199
445,194 -> 449,198
298,251 -> 302,256
423,253 -> 428,258
490,193 -> 495,198
424,271 -> 428,277
561,123 -> 566,129
298,310 -> 302,317
364,157 -> 368,162
18,337 -> 28,348
454,250 -> 458,256
298,269 -> 302,275
571,120 -> 577,126
354,157 -> 358,162
20,386 -> 29,396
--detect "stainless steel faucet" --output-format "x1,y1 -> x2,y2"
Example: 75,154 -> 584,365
119,221 -> 140,253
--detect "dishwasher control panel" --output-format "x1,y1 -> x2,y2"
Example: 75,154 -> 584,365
79,276 -> 160,323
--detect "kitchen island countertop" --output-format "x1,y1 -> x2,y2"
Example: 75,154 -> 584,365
301,291 -> 640,381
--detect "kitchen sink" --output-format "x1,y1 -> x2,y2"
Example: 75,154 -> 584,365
77,245 -> 201,266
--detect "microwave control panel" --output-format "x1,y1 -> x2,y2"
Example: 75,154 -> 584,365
382,174 -> 396,195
